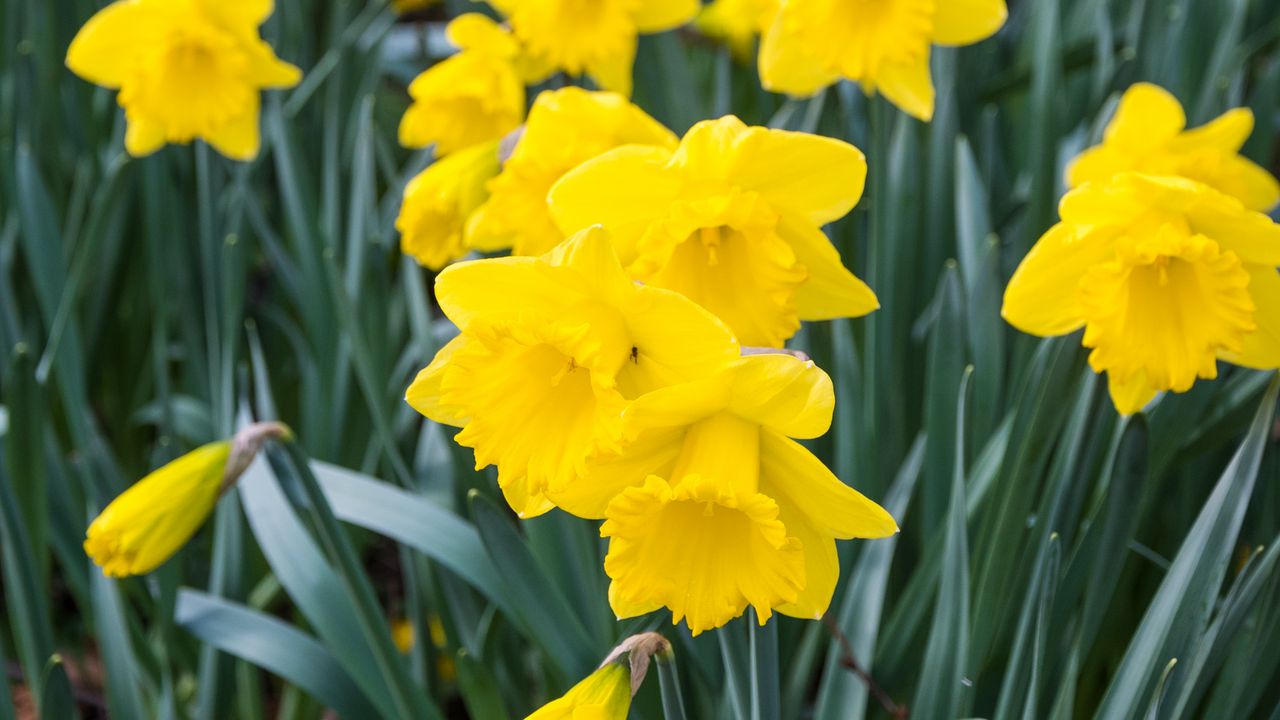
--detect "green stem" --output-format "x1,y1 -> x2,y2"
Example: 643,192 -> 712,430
749,612 -> 780,720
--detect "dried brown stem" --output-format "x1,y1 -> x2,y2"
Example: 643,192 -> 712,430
822,615 -> 909,720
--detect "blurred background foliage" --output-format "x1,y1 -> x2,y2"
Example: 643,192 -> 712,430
3,0 -> 1280,717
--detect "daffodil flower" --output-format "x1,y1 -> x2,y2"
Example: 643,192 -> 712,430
1003,173 -> 1280,414
549,115 -> 877,347
759,0 -> 1007,121
467,87 -> 677,257
397,139 -> 502,270
696,0 -> 779,60
66,0 -> 301,160
406,227 -> 738,518
561,353 -> 897,635
1067,83 -> 1280,212
485,0 -> 700,97
399,14 -> 526,155
84,422 -> 291,577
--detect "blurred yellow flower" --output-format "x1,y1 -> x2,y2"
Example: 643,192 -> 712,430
759,0 -> 1007,120
1068,83 -> 1280,212
467,87 -> 677,257
397,139 -> 501,270
1003,173 -> 1280,414
391,0 -> 439,14
406,227 -> 738,518
579,354 -> 898,635
526,662 -> 631,720
549,115 -> 877,347
84,423 -> 291,577
696,0 -> 778,60
65,0 -> 301,160
399,14 -> 525,155
486,0 -> 699,96
85,442 -> 232,577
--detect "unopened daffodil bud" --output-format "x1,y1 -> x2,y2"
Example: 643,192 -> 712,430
526,632 -> 671,720
84,421 -> 291,577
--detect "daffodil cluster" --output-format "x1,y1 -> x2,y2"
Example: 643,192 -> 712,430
408,227 -> 896,635
1003,84 -> 1280,414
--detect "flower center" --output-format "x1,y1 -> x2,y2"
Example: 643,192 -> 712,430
441,323 -> 626,515
120,20 -> 253,141
787,0 -> 934,81
511,0 -> 636,75
1078,227 -> 1256,393
629,192 -> 807,347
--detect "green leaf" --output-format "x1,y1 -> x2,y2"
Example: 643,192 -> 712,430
454,649 -> 510,720
813,436 -> 923,720
90,566 -> 149,719
1094,376 -> 1280,720
912,368 -> 973,719
176,588 -> 378,718
469,491 -> 598,679
311,460 -> 513,617
237,453 -> 402,718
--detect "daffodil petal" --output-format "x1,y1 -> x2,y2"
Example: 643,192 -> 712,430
781,217 -> 880,321
931,0 -> 1007,45
198,0 -> 274,28
875,51 -> 935,122
434,258 -> 585,330
547,144 -> 680,258
775,507 -> 839,620
1104,83 -> 1186,150
616,287 -> 740,398
203,97 -> 261,161
1188,191 -> 1280,267
587,35 -> 637,97
758,430 -> 898,539
543,226 -> 634,309
405,335 -> 468,427
1107,370 -> 1159,416
632,0 -> 700,32
731,128 -> 867,226
124,116 -> 168,157
1224,265 -> 1280,370
555,427 -> 687,519
66,0 -> 164,88
726,354 -> 834,440
758,9 -> 840,96
1003,223 -> 1112,337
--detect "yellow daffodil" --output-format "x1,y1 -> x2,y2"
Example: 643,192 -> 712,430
568,353 -> 897,635
1068,83 -> 1280,212
1003,173 -> 1280,414
485,0 -> 700,97
399,14 -> 525,155
397,140 -> 501,270
406,227 -> 738,518
526,662 -> 631,720
84,422 -> 291,577
759,0 -> 1007,120
549,115 -> 877,347
467,87 -> 677,257
696,0 -> 778,60
66,0 -> 301,160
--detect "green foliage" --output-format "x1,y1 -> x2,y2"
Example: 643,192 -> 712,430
3,0 -> 1280,717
